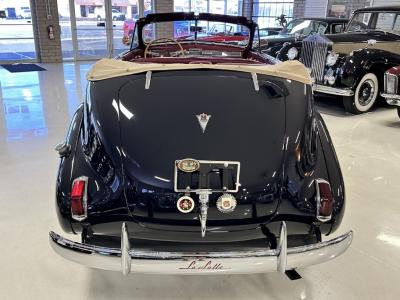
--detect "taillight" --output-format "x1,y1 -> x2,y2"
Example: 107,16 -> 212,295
315,179 -> 334,222
71,176 -> 88,221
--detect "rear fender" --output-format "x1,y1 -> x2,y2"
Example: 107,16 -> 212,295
315,113 -> 345,234
55,105 -> 84,233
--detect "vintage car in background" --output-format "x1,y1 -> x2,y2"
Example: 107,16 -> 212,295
382,65 -> 400,119
50,12 -> 352,276
259,17 -> 348,59
259,26 -> 282,37
303,6 -> 400,114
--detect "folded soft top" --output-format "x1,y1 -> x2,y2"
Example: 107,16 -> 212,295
86,58 -> 312,84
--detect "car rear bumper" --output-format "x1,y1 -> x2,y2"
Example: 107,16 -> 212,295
313,84 -> 354,97
381,93 -> 400,106
49,222 -> 353,275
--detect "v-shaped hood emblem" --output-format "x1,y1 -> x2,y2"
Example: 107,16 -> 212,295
196,113 -> 211,133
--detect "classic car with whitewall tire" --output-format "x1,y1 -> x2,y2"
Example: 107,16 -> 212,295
304,6 -> 400,114
49,13 -> 352,277
259,18 -> 348,59
382,66 -> 400,119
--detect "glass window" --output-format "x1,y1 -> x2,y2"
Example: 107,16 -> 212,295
347,12 -> 400,33
173,1 -> 242,16
0,0 -> 37,61
252,0 -> 294,29
347,12 -> 372,32
376,13 -> 396,31
281,20 -> 327,36
331,23 -> 344,34
142,20 -> 250,47
393,15 -> 400,33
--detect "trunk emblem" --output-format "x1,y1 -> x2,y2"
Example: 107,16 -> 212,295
196,113 -> 211,133
177,158 -> 200,173
216,193 -> 237,213
177,196 -> 195,213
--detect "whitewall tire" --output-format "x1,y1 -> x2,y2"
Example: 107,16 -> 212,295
343,73 -> 379,114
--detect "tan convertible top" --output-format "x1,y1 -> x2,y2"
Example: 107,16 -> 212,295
86,58 -> 312,84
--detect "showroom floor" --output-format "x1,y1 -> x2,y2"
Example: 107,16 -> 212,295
0,62 -> 399,300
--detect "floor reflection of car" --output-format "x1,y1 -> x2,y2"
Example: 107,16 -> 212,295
260,18 -> 348,59
382,66 -> 400,119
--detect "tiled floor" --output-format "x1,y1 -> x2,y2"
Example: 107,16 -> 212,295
0,63 -> 399,299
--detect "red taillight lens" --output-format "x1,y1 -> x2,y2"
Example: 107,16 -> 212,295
315,179 -> 334,222
71,177 -> 88,221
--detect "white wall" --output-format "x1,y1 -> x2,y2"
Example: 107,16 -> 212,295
304,0 -> 328,17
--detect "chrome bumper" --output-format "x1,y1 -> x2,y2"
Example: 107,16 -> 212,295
313,84 -> 354,97
381,93 -> 400,106
49,222 -> 353,275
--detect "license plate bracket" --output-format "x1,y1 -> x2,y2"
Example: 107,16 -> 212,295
174,160 -> 241,193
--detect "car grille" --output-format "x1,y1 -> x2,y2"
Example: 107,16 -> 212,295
300,35 -> 332,83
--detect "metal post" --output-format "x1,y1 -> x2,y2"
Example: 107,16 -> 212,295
104,0 -> 114,58
138,0 -> 145,17
68,0 -> 79,61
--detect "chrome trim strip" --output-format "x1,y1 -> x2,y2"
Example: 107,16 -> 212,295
277,221 -> 287,274
49,229 -> 353,275
121,222 -> 131,275
145,71 -> 152,89
251,72 -> 260,91
313,84 -> 354,96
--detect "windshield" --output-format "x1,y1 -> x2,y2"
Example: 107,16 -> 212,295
347,11 -> 400,34
142,20 -> 250,46
281,19 -> 328,35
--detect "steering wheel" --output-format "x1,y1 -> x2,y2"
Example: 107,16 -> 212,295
144,38 -> 185,58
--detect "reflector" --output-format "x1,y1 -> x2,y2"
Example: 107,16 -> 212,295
71,177 -> 88,220
315,179 -> 334,222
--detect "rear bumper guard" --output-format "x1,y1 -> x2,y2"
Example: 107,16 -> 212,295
381,93 -> 400,106
49,222 -> 353,275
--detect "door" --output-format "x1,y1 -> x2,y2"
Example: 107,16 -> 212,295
58,0 -> 140,60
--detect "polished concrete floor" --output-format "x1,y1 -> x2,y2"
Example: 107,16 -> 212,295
0,63 -> 399,300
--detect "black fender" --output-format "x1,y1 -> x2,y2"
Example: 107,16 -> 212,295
56,80 -> 131,234
339,48 -> 400,90
315,113 -> 345,234
55,104 -> 84,233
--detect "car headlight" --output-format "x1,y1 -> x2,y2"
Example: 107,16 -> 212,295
326,52 -> 339,67
385,73 -> 398,94
287,47 -> 298,60
324,68 -> 336,86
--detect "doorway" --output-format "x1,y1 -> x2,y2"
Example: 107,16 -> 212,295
58,0 -> 142,60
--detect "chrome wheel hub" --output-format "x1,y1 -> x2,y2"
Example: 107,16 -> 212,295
358,79 -> 375,106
